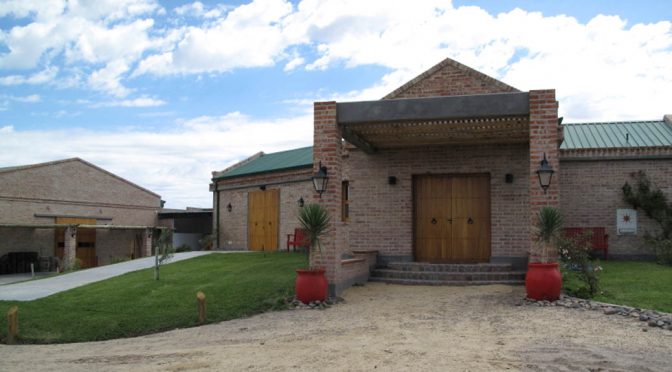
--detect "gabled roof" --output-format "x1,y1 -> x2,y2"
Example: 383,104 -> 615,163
0,158 -> 160,198
383,57 -> 519,99
213,146 -> 313,180
561,120 -> 672,150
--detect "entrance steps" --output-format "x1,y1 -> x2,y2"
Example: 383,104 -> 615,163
369,262 -> 525,286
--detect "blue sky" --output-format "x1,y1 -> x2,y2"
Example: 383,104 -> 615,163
1,0 -> 671,208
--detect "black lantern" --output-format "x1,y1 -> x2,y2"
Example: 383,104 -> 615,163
312,162 -> 329,197
226,203 -> 232,212
298,197 -> 305,208
536,153 -> 554,194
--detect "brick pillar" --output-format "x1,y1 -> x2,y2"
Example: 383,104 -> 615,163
529,89 -> 560,260
144,228 -> 154,257
64,225 -> 77,269
312,101 -> 343,295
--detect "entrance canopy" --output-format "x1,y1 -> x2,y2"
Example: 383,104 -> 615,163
337,92 -> 530,153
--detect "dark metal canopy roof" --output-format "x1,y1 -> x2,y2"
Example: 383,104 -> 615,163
336,92 -> 531,153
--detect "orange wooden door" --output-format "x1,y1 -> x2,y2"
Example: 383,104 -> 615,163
248,189 -> 279,251
414,176 -> 452,262
414,175 -> 490,263
55,217 -> 97,268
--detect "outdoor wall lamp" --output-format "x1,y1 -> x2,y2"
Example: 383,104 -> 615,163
298,197 -> 305,208
312,161 -> 329,198
226,203 -> 232,212
536,153 -> 555,194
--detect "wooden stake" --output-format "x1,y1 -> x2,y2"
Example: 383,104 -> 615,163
196,291 -> 206,324
7,306 -> 18,345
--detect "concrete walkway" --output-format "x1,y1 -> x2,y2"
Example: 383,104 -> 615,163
0,251 -> 228,301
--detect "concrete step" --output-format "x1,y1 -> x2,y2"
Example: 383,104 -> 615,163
386,262 -> 515,273
372,268 -> 526,282
369,277 -> 524,286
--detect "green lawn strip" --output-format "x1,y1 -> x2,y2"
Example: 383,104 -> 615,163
564,261 -> 672,313
0,252 -> 307,344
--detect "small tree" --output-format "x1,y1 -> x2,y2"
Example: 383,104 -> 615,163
297,203 -> 330,269
622,171 -> 672,264
531,206 -> 564,263
154,228 -> 174,280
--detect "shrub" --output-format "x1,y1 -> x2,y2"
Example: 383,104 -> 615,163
622,171 -> 672,265
558,234 -> 602,298
175,244 -> 192,252
110,256 -> 131,264
647,238 -> 672,265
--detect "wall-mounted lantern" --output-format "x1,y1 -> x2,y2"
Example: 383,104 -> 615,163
536,153 -> 555,194
298,197 -> 305,208
226,203 -> 232,212
312,161 -> 329,198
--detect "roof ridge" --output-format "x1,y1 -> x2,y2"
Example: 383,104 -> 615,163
383,57 -> 519,100
0,158 -> 161,199
563,120 -> 664,125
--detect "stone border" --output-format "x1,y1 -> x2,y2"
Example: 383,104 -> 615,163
523,294 -> 672,331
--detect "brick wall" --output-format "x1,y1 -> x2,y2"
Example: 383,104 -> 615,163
342,143 -> 530,263
384,58 -> 518,99
559,157 -> 672,257
214,168 -> 313,251
0,159 -> 161,266
528,90 -> 560,261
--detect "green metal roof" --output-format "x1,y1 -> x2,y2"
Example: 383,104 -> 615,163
214,121 -> 671,180
214,146 -> 313,180
561,120 -> 672,150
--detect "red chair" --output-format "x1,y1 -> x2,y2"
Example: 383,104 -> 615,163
563,227 -> 609,260
287,228 -> 308,252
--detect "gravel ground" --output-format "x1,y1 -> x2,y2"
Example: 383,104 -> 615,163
1,283 -> 671,371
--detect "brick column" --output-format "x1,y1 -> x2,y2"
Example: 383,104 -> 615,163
312,101 -> 343,295
529,89 -> 560,260
64,225 -> 77,269
144,228 -> 154,257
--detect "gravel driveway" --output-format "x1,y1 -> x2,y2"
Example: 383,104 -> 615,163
1,283 -> 670,371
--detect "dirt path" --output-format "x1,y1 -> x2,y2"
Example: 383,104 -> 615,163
1,283 -> 671,371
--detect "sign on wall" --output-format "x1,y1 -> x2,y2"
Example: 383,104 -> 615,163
616,209 -> 637,235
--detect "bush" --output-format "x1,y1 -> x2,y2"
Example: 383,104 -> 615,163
558,234 -> 602,298
110,257 -> 131,264
648,238 -> 672,265
175,244 -> 192,253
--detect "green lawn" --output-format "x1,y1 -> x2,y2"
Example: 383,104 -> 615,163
0,252 -> 307,344
564,261 -> 672,313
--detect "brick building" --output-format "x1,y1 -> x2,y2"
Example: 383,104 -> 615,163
211,57 -> 672,295
0,158 -> 162,272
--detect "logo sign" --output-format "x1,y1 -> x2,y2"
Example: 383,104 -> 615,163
617,209 -> 637,235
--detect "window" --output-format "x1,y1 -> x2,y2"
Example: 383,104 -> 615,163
341,181 -> 350,221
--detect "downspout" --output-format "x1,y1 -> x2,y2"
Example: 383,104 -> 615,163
213,181 -> 220,250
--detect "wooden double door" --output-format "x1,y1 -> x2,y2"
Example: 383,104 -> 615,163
414,174 -> 491,263
248,189 -> 279,251
55,217 -> 98,268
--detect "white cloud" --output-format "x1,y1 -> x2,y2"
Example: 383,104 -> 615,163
87,59 -> 133,97
0,125 -> 14,133
12,94 -> 41,103
0,66 -> 59,86
134,0 -> 297,76
0,112 -> 312,208
87,96 -> 166,108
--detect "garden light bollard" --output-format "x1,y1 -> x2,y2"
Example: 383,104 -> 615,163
7,305 -> 18,344
197,291 -> 206,324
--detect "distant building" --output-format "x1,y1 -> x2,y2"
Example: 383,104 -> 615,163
0,158 -> 161,273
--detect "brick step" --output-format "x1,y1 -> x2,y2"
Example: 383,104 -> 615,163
372,269 -> 526,282
386,262 -> 514,273
369,277 -> 525,286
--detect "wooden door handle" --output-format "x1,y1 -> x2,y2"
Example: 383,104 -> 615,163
468,217 -> 474,225
431,218 -> 437,225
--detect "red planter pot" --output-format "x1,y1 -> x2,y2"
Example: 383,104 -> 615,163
525,262 -> 562,301
295,268 -> 328,304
